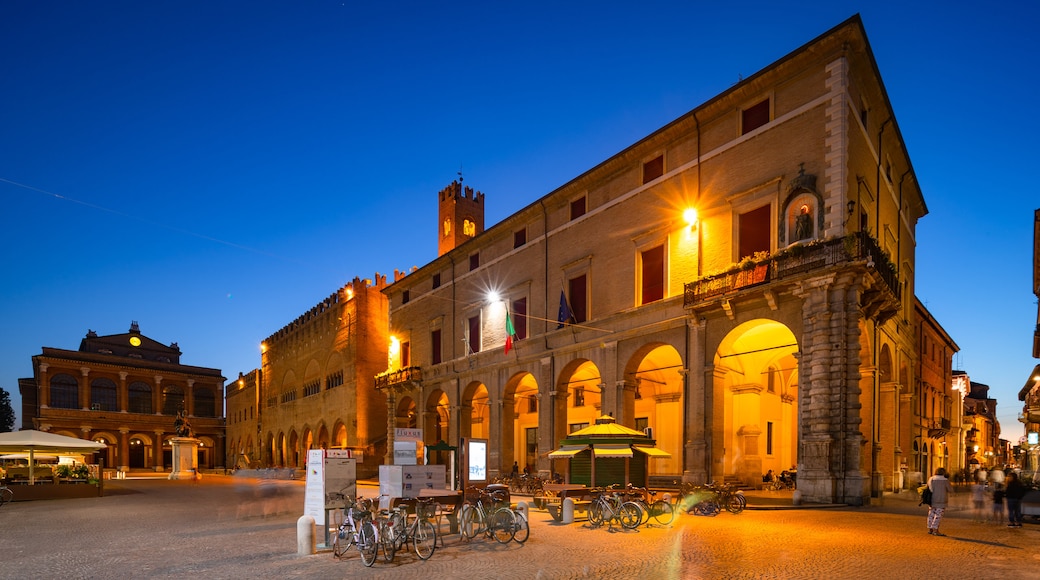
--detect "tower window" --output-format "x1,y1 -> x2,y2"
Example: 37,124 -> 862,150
642,155 -> 664,184
469,253 -> 479,271
514,228 -> 527,248
570,196 -> 586,220
742,98 -> 770,135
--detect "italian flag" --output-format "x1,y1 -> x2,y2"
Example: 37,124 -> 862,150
504,311 -> 518,354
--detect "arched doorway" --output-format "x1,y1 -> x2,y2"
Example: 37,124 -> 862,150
503,372 -> 539,475
624,343 -> 684,476
396,396 -> 417,428
714,319 -> 799,486
462,382 -> 489,439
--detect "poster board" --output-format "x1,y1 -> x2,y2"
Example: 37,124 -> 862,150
303,448 -> 357,539
379,464 -> 447,498
460,437 -> 488,490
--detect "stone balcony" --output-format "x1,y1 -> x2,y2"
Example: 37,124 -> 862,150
374,366 -> 423,391
684,232 -> 900,322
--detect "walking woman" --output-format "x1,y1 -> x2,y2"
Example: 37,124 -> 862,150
926,467 -> 954,536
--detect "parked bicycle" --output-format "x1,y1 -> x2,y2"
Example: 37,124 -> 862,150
459,486 -> 518,544
587,485 -> 642,530
675,482 -> 722,516
705,481 -> 746,514
382,496 -> 438,561
624,484 -> 675,526
0,485 -> 12,508
332,497 -> 379,567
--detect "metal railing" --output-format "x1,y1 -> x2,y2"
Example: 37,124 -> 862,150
684,232 -> 900,306
374,366 -> 423,390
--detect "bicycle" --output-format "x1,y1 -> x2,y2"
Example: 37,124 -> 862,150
459,486 -> 517,544
624,484 -> 674,526
705,481 -> 746,515
675,482 -> 722,516
0,485 -> 12,507
383,497 -> 438,561
332,497 -> 379,567
587,485 -> 642,530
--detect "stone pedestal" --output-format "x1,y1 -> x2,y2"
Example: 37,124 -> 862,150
168,437 -> 201,480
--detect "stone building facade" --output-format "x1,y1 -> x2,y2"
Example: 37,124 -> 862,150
908,298 -> 961,486
227,277 -> 389,478
19,322 -> 226,471
376,16 -> 927,505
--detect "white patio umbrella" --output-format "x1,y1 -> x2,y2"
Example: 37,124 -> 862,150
0,430 -> 106,484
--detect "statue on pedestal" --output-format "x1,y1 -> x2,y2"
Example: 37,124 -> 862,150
174,410 -> 193,438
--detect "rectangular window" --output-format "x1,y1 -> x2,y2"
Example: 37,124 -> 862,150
527,396 -> 537,413
432,273 -> 441,289
513,228 -> 527,248
573,387 -> 585,407
738,205 -> 771,260
767,368 -> 775,393
431,329 -> 442,365
742,98 -> 770,135
468,315 -> 481,354
569,422 -> 588,433
401,341 -> 410,367
512,297 -> 528,341
568,274 -> 588,323
526,427 -> 538,455
469,253 -> 479,271
642,155 -> 664,184
570,196 -> 586,220
402,290 -> 410,304
635,417 -> 649,434
640,244 -> 665,304
766,421 -> 774,455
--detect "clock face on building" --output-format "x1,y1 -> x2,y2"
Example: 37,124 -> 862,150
129,336 -> 141,347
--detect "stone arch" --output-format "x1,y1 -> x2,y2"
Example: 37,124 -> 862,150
503,371 -> 539,476
461,381 -> 489,440
557,359 -> 604,439
425,389 -> 451,446
622,342 -> 684,475
395,396 -> 418,428
331,422 -> 348,448
714,319 -> 800,486
128,433 -> 155,469
91,431 -> 119,468
316,423 -> 330,449
288,429 -> 300,467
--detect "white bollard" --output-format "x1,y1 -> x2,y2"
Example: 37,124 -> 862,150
297,515 -> 316,555
517,501 -> 529,520
562,497 -> 575,524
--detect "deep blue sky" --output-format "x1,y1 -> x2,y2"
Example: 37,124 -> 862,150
2,2 -> 1037,440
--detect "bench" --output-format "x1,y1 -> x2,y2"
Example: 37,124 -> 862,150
538,484 -> 595,522
414,490 -> 464,543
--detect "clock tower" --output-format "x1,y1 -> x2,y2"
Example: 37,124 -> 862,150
437,179 -> 485,257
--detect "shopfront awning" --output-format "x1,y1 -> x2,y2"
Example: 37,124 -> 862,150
548,445 -> 587,458
632,446 -> 671,458
593,444 -> 633,458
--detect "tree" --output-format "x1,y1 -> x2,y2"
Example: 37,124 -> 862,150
0,387 -> 15,432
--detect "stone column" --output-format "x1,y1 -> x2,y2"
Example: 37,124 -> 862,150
153,430 -> 165,472
79,367 -> 91,410
39,363 -> 50,408
684,317 -> 708,484
384,390 -> 397,465
153,375 -> 164,416
185,379 -> 195,416
119,429 -> 130,472
118,372 -> 129,413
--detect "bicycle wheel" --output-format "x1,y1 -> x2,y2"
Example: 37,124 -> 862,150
459,505 -> 482,539
0,487 -> 12,507
726,494 -> 746,515
651,499 -> 675,525
512,510 -> 529,543
378,519 -> 396,563
356,520 -> 378,567
618,502 -> 642,529
388,511 -> 407,552
413,519 -> 437,560
489,508 -> 515,544
588,500 -> 604,527
332,523 -> 354,559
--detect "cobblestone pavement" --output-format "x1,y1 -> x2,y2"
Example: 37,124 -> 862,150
2,476 -> 1039,579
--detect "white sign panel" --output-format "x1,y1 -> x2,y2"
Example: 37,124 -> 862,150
468,439 -> 487,481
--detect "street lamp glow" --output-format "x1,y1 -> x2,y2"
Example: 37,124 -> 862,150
683,208 -> 698,227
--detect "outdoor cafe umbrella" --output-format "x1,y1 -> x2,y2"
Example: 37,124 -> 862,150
0,429 -> 106,484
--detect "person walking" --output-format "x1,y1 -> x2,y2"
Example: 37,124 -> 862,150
990,483 -> 1005,524
970,480 -> 987,523
926,467 -> 953,536
1004,472 -> 1026,527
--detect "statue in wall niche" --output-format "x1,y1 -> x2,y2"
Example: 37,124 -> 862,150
794,203 -> 813,241
174,410 -> 193,438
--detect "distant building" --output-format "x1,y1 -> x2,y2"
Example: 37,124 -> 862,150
226,277 -> 390,478
376,16 -> 928,505
909,299 -> 960,484
962,375 -> 1002,471
19,322 -> 226,471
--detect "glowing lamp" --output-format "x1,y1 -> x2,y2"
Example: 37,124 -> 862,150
683,208 -> 698,228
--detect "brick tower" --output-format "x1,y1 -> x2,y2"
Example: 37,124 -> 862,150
437,179 -> 485,256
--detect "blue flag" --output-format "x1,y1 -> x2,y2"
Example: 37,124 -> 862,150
557,290 -> 574,329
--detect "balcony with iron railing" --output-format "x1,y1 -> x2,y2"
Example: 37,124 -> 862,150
684,231 -> 900,309
374,366 -> 423,391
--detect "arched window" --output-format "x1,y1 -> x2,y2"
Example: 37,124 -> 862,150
129,382 -> 152,414
50,374 -> 79,409
194,389 -> 216,418
162,384 -> 185,415
91,378 -> 118,411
